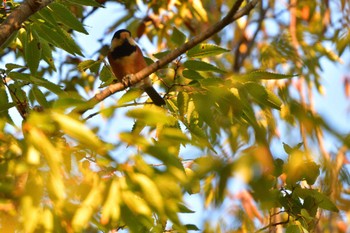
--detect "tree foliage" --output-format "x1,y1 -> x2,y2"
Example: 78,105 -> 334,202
0,0 -> 350,232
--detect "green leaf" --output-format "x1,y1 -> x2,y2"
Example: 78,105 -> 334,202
33,23 -> 83,56
52,112 -> 106,154
5,63 -> 26,72
183,60 -> 226,73
244,82 -> 282,110
177,91 -> 189,117
286,225 -> 302,233
185,224 -> 200,231
117,88 -> 143,105
48,3 -> 88,34
0,86 -> 15,125
234,70 -> 298,81
126,107 -> 176,126
293,187 -> 339,212
182,69 -> 205,80
153,50 -> 171,59
32,85 -> 50,108
78,59 -> 100,72
187,44 -> 230,58
66,0 -> 101,7
178,203 -> 195,213
25,29 -> 42,74
99,65 -> 114,82
171,27 -> 186,46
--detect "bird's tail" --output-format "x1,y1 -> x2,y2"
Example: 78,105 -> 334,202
144,86 -> 166,106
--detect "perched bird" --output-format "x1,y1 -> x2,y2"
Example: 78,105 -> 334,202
107,29 -> 165,106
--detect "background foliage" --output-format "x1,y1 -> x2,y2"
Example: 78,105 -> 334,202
0,0 -> 350,232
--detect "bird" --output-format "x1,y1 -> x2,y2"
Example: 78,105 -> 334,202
107,29 -> 166,106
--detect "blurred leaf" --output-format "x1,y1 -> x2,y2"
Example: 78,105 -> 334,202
131,173 -> 164,213
126,107 -> 177,126
171,27 -> 186,46
185,224 -> 200,231
0,85 -> 15,125
182,69 -> 205,80
52,112 -> 105,154
48,3 -> 88,34
187,44 -> 229,58
117,88 -> 143,105
286,225 -> 302,233
184,60 -> 226,73
244,82 -> 282,110
33,23 -> 83,56
178,202 -> 196,213
192,0 -> 208,21
5,63 -> 26,71
66,0 -> 101,7
234,70 -> 297,81
32,85 -> 50,108
101,179 -> 121,225
122,191 -> 152,216
72,181 -> 105,232
293,187 -> 339,212
153,50 -> 171,59
25,28 -> 42,74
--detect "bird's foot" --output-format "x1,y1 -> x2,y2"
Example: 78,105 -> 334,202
121,74 -> 134,87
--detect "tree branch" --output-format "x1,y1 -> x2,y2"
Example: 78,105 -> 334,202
0,0 -> 54,46
77,0 -> 259,114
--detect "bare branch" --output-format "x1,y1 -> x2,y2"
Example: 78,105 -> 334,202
0,0 -> 54,46
77,0 -> 259,114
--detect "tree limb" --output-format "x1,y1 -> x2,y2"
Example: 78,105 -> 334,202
0,0 -> 54,46
77,0 -> 259,114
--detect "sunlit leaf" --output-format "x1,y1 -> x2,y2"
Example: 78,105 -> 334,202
171,27 -> 186,46
52,112 -> 105,154
184,60 -> 226,73
66,0 -> 101,7
48,3 -> 88,34
182,69 -> 205,80
187,44 -> 230,58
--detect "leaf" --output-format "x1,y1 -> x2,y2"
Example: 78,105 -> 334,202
293,187 -> 339,212
244,82 -> 282,110
48,3 -> 88,34
32,85 -> 50,108
178,203 -> 195,213
0,85 -> 15,125
126,107 -> 176,126
99,65 -> 114,83
286,225 -> 302,233
5,63 -> 26,72
153,50 -> 171,59
72,182 -> 105,232
66,0 -> 101,7
100,179 -> 121,225
185,224 -> 200,231
182,69 -> 205,80
52,112 -> 105,154
33,23 -> 83,56
131,173 -> 164,213
187,44 -> 230,58
118,88 -> 143,105
234,70 -> 298,81
25,28 -> 42,74
183,60 -> 226,73
78,59 -> 99,72
177,91 -> 189,118
171,27 -> 186,46
192,0 -> 208,22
